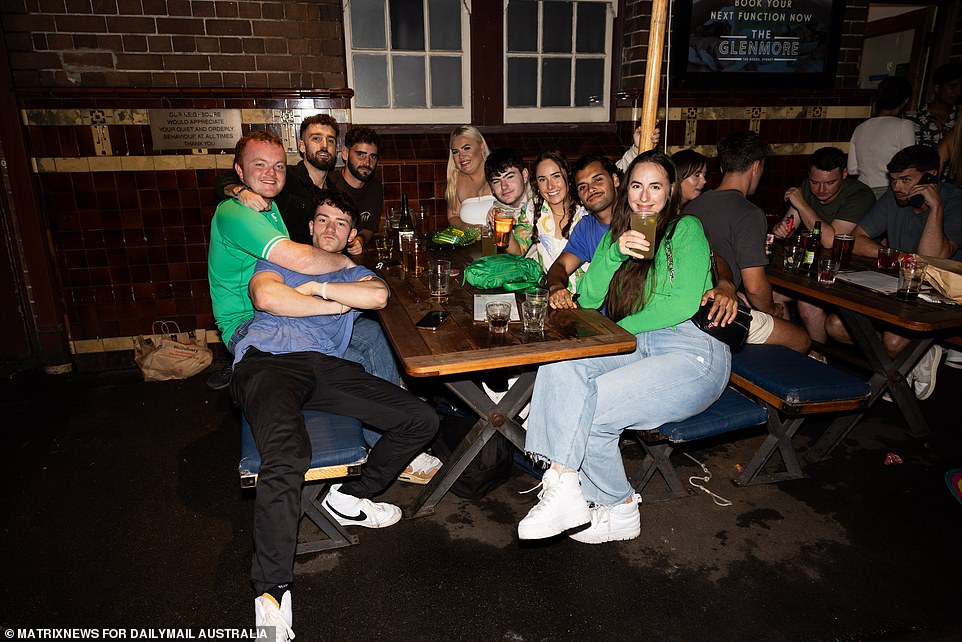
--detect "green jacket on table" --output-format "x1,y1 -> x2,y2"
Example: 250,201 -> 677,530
576,215 -> 713,335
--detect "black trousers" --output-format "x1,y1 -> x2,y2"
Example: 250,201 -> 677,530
231,348 -> 439,594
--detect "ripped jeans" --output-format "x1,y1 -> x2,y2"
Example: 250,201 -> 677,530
525,320 -> 730,506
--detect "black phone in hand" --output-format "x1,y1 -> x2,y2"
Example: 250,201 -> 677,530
908,173 -> 939,208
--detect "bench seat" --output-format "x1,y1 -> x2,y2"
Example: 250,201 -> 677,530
729,345 -> 871,485
632,388 -> 768,501
239,410 -> 368,554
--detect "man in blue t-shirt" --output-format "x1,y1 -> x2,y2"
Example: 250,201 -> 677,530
231,189 -> 438,637
545,155 -> 622,309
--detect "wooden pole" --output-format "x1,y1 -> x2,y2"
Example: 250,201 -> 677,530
639,0 -> 669,152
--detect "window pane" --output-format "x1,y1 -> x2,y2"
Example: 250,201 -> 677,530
390,0 -> 425,51
507,57 -> 538,107
393,55 -> 426,107
576,3 -> 606,54
542,1 -> 572,53
541,58 -> 570,106
430,56 -> 462,106
351,0 -> 386,49
507,1 -> 538,52
429,0 -> 461,51
353,55 -> 389,107
574,58 -> 604,106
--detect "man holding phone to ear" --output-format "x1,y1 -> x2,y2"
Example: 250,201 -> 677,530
850,145 -> 962,261
826,144 -> 962,400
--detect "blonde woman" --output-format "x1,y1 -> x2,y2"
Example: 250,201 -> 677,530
446,125 -> 493,229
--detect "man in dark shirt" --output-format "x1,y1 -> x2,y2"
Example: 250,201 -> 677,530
216,114 -> 339,245
684,131 -> 810,353
330,126 -> 383,255
906,62 -> 962,147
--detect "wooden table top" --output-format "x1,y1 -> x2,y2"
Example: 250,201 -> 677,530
767,247 -> 962,334
370,245 -> 637,377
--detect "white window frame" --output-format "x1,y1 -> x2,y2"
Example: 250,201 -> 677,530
503,0 -> 616,124
343,0 -> 472,125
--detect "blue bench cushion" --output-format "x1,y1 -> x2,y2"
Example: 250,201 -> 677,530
239,410 -> 367,477
732,345 -> 870,405
652,388 -> 768,443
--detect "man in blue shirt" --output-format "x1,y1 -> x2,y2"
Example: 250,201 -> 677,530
545,155 -> 622,309
231,189 -> 438,637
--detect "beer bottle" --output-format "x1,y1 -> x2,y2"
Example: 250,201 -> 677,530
398,193 -> 415,245
804,221 -> 822,274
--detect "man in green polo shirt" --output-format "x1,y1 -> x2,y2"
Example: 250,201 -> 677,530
208,130 -> 353,354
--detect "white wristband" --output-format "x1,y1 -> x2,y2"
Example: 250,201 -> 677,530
320,282 -> 329,300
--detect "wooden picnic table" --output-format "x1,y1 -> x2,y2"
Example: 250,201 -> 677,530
371,243 -> 637,517
767,246 -> 962,460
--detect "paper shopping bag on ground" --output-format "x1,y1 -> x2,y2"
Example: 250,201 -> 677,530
134,321 -> 212,382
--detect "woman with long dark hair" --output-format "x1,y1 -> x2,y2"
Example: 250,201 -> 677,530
508,151 -> 587,289
518,151 -> 731,544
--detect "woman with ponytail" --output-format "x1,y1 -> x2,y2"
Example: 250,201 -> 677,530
518,151 -> 731,545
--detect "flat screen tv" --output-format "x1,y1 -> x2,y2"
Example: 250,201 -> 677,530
670,0 -> 845,88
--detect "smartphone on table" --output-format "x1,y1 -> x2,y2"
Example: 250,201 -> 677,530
415,311 -> 450,331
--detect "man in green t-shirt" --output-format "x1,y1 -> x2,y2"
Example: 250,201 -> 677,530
208,131 -> 353,354
773,147 -> 877,243
771,147 -> 876,354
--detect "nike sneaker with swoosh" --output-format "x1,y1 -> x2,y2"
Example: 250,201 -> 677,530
322,485 -> 402,528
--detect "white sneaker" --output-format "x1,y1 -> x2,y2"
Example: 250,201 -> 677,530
322,484 -> 402,528
944,348 -> 962,370
255,591 -> 294,641
517,468 -> 590,540
570,494 -> 642,544
911,345 -> 943,400
398,452 -> 442,485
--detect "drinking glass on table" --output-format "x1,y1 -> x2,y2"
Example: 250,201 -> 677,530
832,234 -> 854,268
817,259 -> 839,285
526,287 -> 548,306
521,300 -> 546,334
408,236 -> 428,276
427,259 -> 451,298
783,242 -> 804,271
375,237 -> 394,261
877,247 -> 899,271
485,301 -> 511,334
896,259 -> 926,302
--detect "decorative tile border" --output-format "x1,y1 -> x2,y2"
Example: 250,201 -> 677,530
71,330 -> 223,355
33,152 -> 304,173
22,107 -> 350,127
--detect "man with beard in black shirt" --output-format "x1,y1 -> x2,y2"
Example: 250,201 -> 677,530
331,126 -> 384,255
216,114 -> 339,245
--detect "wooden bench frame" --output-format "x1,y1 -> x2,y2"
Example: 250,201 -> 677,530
239,415 -> 368,556
729,372 -> 869,485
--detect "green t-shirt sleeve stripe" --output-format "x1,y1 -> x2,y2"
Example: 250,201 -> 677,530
262,235 -> 288,260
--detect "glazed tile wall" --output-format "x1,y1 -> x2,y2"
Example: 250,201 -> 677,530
21,92 -> 871,354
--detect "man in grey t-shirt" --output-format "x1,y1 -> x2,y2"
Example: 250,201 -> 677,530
827,145 -> 962,399
684,131 -> 810,353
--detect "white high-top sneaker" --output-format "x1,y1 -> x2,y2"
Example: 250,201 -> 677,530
569,494 -> 642,544
518,468 -> 590,540
255,590 -> 294,641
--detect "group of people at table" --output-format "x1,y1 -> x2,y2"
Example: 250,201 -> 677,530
206,102 -> 962,634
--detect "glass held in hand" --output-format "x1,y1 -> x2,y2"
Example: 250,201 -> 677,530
493,216 -> 514,249
627,213 -> 657,260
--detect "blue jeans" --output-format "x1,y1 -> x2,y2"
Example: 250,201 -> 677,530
342,315 -> 402,447
525,320 -> 731,506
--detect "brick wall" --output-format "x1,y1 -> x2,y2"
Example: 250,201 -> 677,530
0,0 -> 345,88
620,0 -> 870,92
